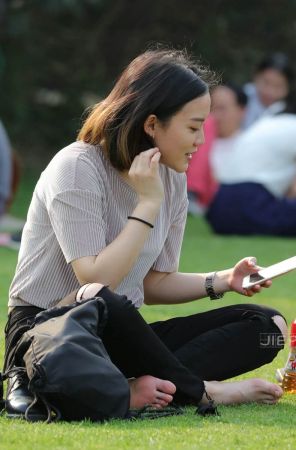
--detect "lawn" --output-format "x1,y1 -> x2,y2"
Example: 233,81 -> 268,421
1,170 -> 296,449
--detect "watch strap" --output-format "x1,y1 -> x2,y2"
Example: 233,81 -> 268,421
205,272 -> 224,300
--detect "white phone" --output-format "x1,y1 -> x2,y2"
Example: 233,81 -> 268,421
242,256 -> 296,289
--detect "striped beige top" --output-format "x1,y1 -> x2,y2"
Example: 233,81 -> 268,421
9,142 -> 188,309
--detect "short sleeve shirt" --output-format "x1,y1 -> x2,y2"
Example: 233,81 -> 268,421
9,142 -> 188,309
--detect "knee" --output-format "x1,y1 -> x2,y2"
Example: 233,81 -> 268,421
76,283 -> 135,318
243,305 -> 287,339
76,283 -> 132,306
258,312 -> 287,362
272,314 -> 288,343
76,283 -> 105,301
93,286 -> 135,314
241,306 -> 286,355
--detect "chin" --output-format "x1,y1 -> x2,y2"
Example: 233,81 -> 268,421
176,166 -> 188,173
171,164 -> 188,173
161,159 -> 187,173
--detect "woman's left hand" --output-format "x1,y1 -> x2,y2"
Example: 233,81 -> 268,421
228,256 -> 272,297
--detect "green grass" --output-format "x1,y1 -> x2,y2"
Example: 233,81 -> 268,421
1,170 -> 296,449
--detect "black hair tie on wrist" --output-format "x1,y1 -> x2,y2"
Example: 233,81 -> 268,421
127,216 -> 154,229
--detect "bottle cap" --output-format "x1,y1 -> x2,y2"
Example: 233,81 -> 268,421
291,320 -> 296,347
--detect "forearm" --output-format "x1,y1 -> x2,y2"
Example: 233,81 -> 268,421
144,269 -> 232,305
72,200 -> 161,290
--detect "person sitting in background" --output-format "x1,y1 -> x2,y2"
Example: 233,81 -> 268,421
0,119 -> 12,216
243,52 -> 294,129
0,120 -> 23,249
186,83 -> 247,213
206,90 -> 296,236
186,52 -> 294,211
210,83 -> 247,183
186,115 -> 217,214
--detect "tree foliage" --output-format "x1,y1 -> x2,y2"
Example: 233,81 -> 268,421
1,0 -> 296,165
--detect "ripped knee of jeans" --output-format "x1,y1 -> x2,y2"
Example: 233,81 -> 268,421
76,283 -> 105,301
271,314 -> 288,343
242,309 -> 286,352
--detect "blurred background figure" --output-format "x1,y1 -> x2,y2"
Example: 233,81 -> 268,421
0,119 -> 23,249
206,90 -> 296,236
1,1 -> 296,239
186,115 -> 217,215
210,83 -> 247,183
186,53 -> 294,215
242,52 -> 294,129
0,119 -> 12,216
186,83 -> 247,214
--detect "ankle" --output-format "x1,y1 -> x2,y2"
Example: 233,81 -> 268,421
200,381 -> 218,404
197,382 -> 219,416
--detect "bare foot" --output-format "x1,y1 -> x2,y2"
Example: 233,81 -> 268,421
129,375 -> 176,409
203,378 -> 283,406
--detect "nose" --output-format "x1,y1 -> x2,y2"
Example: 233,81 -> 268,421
193,129 -> 205,147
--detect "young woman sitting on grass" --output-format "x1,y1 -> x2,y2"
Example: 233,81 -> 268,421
4,48 -> 287,419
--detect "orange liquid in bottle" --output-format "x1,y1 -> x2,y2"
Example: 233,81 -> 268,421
282,320 -> 296,393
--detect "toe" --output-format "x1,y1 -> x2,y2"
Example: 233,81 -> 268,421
157,379 -> 176,395
274,386 -> 283,397
260,397 -> 279,405
156,392 -> 173,403
153,400 -> 169,408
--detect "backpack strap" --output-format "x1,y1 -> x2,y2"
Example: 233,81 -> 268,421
25,392 -> 61,423
129,403 -> 184,420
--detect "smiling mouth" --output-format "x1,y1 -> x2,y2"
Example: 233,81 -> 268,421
185,153 -> 194,159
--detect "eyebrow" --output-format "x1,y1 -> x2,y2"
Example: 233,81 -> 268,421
190,118 -> 205,122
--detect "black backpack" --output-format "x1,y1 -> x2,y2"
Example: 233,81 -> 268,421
0,297 -> 213,422
8,297 -> 130,422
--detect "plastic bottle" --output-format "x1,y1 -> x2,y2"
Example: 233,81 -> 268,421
281,320 -> 296,393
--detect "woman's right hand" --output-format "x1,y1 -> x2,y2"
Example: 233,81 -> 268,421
128,147 -> 164,205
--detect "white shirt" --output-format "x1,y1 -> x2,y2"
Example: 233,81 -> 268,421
242,83 -> 286,129
215,114 -> 296,198
210,132 -> 242,183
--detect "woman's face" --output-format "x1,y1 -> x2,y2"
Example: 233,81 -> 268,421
211,86 -> 245,137
255,68 -> 289,107
153,93 -> 211,173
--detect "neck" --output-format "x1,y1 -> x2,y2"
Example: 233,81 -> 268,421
218,129 -> 240,139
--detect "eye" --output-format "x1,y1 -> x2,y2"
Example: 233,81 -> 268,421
189,127 -> 198,132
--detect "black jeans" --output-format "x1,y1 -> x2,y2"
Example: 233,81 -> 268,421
4,287 -> 286,405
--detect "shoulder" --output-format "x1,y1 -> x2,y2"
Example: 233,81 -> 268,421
42,141 -> 108,192
238,115 -> 296,154
47,141 -> 100,172
272,113 -> 296,125
268,114 -> 296,143
34,142 -> 110,211
253,114 -> 296,135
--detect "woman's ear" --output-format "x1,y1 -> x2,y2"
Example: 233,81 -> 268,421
143,114 -> 157,139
